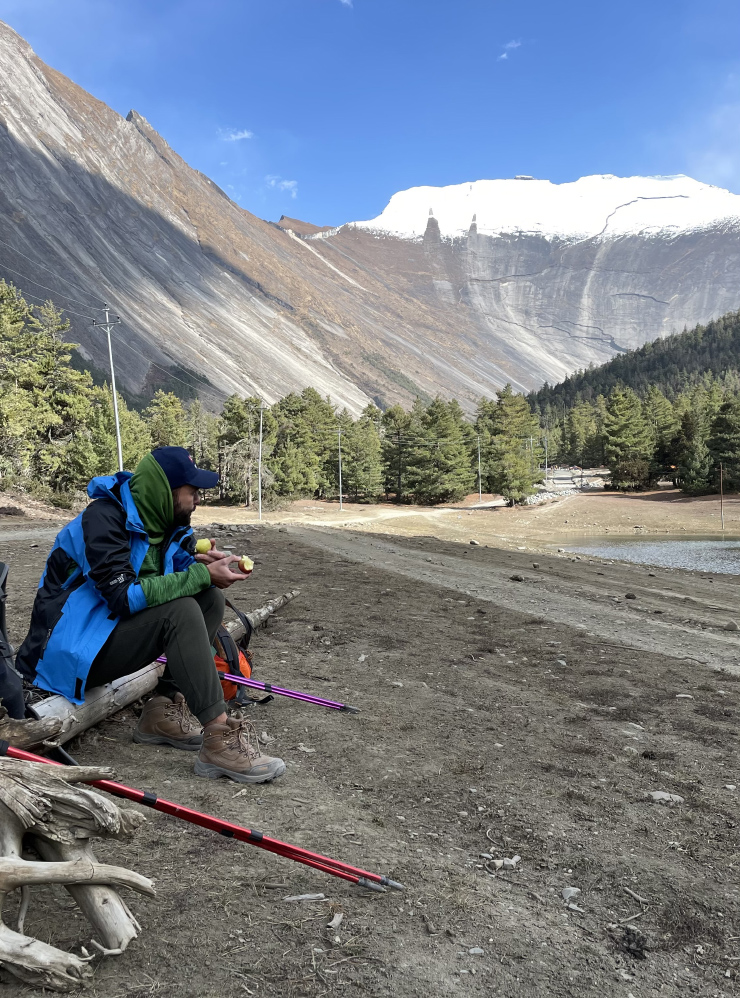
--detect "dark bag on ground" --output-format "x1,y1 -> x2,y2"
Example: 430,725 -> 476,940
0,563 -> 25,719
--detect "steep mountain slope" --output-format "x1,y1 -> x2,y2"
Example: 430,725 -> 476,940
321,175 -> 740,392
1,20 -> 740,413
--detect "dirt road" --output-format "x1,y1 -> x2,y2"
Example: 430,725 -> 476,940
292,526 -> 740,671
1,509 -> 740,997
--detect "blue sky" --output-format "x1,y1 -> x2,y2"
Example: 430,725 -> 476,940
1,0 -> 738,225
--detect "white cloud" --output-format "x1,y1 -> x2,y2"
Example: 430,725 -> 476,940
498,39 -> 521,61
266,175 -> 298,199
219,128 -> 254,142
339,0 -> 353,6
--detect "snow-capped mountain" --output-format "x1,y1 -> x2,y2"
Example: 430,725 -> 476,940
1,17 -> 739,411
351,175 -> 740,241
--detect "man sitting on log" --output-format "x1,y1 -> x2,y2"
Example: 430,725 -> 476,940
15,446 -> 285,784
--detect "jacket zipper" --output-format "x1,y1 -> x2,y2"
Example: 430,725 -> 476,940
41,608 -> 65,656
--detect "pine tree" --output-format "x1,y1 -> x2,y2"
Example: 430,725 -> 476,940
188,399 -> 219,470
218,396 -> 275,504
477,386 -> 543,504
270,394 -> 320,497
564,401 -> 598,465
675,410 -> 712,494
643,385 -> 678,479
708,396 -> 740,491
0,284 -> 96,499
340,410 -> 383,501
300,387 -> 338,496
381,404 -> 412,501
87,386 -> 152,476
603,387 -> 654,489
145,391 -> 188,447
405,398 -> 475,504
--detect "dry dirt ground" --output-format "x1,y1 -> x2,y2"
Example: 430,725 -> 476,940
1,491 -> 740,997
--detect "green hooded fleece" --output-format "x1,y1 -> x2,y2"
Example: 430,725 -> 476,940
128,452 -> 211,608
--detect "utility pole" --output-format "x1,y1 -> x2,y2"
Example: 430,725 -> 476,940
257,401 -> 264,522
338,427 -> 343,511
93,306 -> 123,472
543,432 -> 549,484
396,429 -> 402,503
720,462 -> 725,533
477,433 -> 482,503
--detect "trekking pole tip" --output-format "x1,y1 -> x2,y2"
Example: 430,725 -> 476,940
381,877 -> 406,891
357,877 -> 386,893
340,704 -> 360,714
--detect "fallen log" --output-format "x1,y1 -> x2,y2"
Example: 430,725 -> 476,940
0,703 -> 62,749
29,589 -> 300,746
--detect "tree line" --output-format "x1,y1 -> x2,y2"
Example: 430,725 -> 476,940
533,378 -> 740,493
0,282 -> 544,507
530,308 -> 740,493
2,281 -> 739,507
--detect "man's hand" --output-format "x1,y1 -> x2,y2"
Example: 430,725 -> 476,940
195,539 -> 230,565
207,555 -> 251,589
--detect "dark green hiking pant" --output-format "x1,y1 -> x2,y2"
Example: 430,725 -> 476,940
86,587 -> 227,724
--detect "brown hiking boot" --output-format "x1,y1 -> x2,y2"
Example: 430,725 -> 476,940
194,717 -> 286,783
133,693 -> 203,751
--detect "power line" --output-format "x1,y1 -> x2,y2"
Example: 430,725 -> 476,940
0,260 -> 105,311
144,357 -> 230,405
10,286 -> 97,321
0,234 -> 106,304
0,251 -> 243,410
147,352 -> 232,393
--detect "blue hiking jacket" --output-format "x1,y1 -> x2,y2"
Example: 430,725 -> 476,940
15,472 -> 195,703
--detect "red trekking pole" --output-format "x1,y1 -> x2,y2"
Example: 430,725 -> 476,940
0,742 -> 404,892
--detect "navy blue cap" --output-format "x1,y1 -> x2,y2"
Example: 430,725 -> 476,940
151,447 -> 219,490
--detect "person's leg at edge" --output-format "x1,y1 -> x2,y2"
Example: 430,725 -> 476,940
155,586 -> 226,716
88,589 -> 284,781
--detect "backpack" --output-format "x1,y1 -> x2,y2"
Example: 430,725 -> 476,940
0,563 -> 26,719
213,598 -> 271,706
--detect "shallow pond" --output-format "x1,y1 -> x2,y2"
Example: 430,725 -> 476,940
560,535 -> 740,575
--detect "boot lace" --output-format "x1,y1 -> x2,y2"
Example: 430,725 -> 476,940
164,697 -> 199,733
223,718 -> 262,761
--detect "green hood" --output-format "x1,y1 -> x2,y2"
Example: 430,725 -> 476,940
129,452 -> 173,545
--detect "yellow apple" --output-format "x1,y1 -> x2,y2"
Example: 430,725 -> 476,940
195,538 -> 212,554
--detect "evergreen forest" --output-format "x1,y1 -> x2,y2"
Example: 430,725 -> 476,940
2,281 -> 739,508
529,309 -> 740,494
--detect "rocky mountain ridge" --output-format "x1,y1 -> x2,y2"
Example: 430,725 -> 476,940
1,19 -> 739,413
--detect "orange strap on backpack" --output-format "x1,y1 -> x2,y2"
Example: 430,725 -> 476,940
213,598 -> 265,704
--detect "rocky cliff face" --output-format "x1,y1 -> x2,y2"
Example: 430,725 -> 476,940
1,20 -> 739,413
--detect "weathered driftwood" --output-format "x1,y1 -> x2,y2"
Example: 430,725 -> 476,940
31,589 -> 301,745
0,757 -> 153,991
0,703 -> 63,749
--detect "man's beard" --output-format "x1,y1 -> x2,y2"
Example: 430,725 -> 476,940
172,498 -> 193,528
